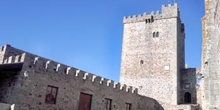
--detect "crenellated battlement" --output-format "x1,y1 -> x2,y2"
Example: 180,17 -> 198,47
2,53 -> 26,64
123,3 -> 179,23
0,44 -> 138,94
29,56 -> 138,94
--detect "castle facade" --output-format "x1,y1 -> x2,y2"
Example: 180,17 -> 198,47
0,0 -> 220,110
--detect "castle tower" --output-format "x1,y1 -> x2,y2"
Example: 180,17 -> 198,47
120,3 -> 185,105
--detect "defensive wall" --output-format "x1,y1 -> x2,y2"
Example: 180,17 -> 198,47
0,44 -> 164,110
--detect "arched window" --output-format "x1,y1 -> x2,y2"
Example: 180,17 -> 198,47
156,32 -> 159,37
153,32 -> 156,37
184,92 -> 191,103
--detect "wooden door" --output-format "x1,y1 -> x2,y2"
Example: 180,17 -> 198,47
78,93 -> 92,110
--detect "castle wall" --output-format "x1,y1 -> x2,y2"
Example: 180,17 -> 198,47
120,3 -> 185,105
201,0 -> 220,109
0,45 -> 164,110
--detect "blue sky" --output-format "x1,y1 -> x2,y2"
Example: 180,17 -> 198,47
0,0 -> 204,81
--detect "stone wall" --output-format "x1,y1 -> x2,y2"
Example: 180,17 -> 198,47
120,3 -> 185,105
180,68 -> 199,104
0,45 -> 164,110
201,0 -> 220,109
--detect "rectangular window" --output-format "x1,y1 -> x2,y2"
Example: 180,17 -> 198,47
105,98 -> 112,110
78,93 -> 92,110
126,103 -> 131,110
45,85 -> 58,104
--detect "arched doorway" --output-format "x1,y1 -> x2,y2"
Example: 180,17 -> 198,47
184,92 -> 191,103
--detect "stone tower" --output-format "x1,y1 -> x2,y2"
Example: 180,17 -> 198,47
120,3 -> 185,105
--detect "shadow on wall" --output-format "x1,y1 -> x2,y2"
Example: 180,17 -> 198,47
0,67 -> 21,104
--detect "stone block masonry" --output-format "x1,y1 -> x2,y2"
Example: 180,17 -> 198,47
120,3 -> 186,105
0,44 -> 163,110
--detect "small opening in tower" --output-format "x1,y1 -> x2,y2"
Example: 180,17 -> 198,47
153,32 -> 156,37
145,19 -> 148,23
156,32 -> 159,37
140,60 -> 144,64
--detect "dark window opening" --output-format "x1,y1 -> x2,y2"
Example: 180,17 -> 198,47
145,19 -> 148,23
184,92 -> 191,103
156,32 -> 159,37
140,60 -> 144,64
153,32 -> 156,37
105,98 -> 112,110
151,16 -> 154,22
153,31 -> 159,38
45,85 -> 58,104
126,103 -> 132,110
146,19 -> 152,23
78,93 -> 92,110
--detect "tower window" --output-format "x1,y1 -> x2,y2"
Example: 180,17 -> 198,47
153,32 -> 156,37
140,60 -> 144,64
125,103 -> 132,110
153,31 -> 159,38
105,98 -> 112,110
145,19 -> 153,23
156,32 -> 159,37
145,19 -> 148,23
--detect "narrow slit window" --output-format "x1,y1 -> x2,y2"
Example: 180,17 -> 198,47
140,60 -> 144,64
126,103 -> 132,110
105,98 -> 112,110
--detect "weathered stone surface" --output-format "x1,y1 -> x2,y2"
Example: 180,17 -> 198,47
120,3 -> 186,105
0,45 -> 164,110
201,0 -> 220,110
